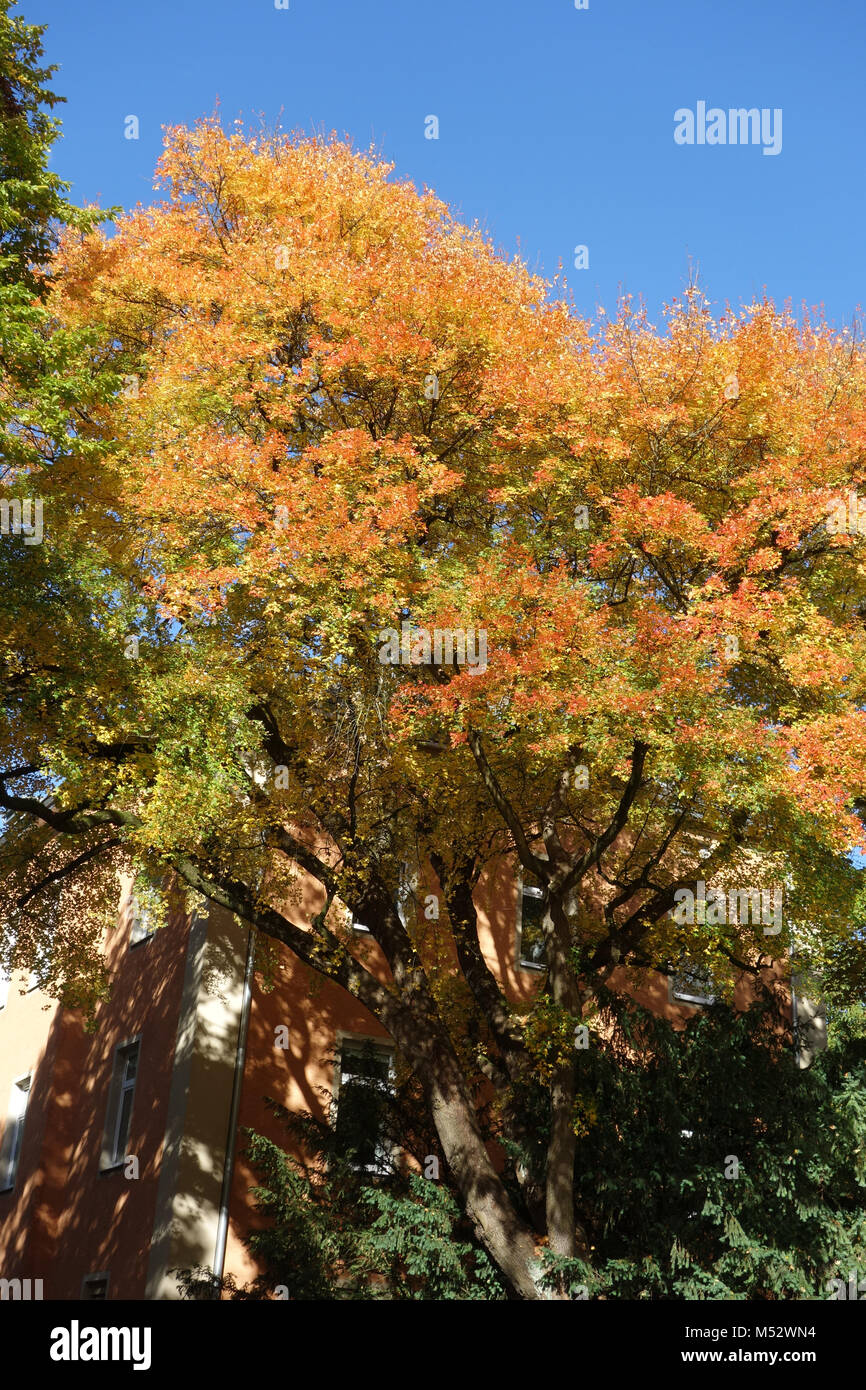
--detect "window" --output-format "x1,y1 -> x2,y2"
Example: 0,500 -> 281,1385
101,1040 -> 140,1170
334,1039 -> 395,1174
81,1273 -> 109,1300
0,1076 -> 31,1192
671,962 -> 716,1007
129,896 -> 157,947
518,876 -> 547,970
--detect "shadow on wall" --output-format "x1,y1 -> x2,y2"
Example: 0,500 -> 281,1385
0,888 -> 229,1300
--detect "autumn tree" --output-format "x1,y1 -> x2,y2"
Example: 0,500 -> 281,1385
2,118 -> 865,1297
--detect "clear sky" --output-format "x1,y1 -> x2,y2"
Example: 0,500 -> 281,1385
27,0 -> 866,329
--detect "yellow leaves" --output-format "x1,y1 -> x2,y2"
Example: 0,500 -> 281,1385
523,999 -> 590,1081
31,117 -> 866,1008
572,1093 -> 599,1139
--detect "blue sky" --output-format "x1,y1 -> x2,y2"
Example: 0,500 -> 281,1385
29,0 -> 866,328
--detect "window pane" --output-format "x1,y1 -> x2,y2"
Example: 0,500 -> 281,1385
2,1078 -> 30,1189
130,897 -> 156,945
672,963 -> 715,1004
114,1087 -> 134,1161
520,888 -> 547,966
341,1048 -> 390,1084
108,1044 -> 139,1165
335,1043 -> 393,1171
8,1116 -> 24,1172
335,1081 -> 384,1169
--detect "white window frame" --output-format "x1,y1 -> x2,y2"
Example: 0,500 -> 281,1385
351,863 -> 413,935
670,962 -> 716,1007
517,870 -> 547,972
101,1038 -> 141,1171
129,895 -> 157,948
81,1271 -> 110,1300
0,1074 -> 32,1192
333,1033 -> 396,1175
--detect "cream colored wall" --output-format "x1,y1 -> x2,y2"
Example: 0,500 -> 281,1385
146,904 -> 249,1299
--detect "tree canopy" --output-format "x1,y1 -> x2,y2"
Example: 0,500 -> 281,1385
1,113 -> 865,1296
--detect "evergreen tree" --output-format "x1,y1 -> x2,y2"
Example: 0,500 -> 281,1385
190,997 -> 866,1300
0,0 -> 92,288
0,0 -> 131,1019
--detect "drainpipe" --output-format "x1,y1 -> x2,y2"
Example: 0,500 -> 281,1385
212,925 -> 257,1295
789,942 -> 801,1068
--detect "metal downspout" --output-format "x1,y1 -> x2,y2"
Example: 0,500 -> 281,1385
789,942 -> 801,1067
212,926 -> 257,1294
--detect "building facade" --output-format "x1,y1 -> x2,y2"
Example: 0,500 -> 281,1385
0,861 -> 818,1300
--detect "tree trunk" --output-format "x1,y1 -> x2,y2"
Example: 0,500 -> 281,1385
543,896 -> 583,1273
425,1044 -> 547,1300
546,1055 -> 578,1261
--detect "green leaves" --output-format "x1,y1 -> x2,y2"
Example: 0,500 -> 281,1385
360,1176 -> 504,1300
0,0 -> 106,289
216,1129 -> 505,1301
565,992 -> 866,1299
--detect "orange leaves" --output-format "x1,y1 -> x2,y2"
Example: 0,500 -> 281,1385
40,118 -> 866,891
606,487 -> 712,558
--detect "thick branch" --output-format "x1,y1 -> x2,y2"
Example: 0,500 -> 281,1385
555,739 -> 649,897
467,731 -> 547,880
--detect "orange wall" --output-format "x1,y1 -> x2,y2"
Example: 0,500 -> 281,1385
221,860 -> 791,1290
0,890 -> 191,1298
0,856 -> 791,1299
